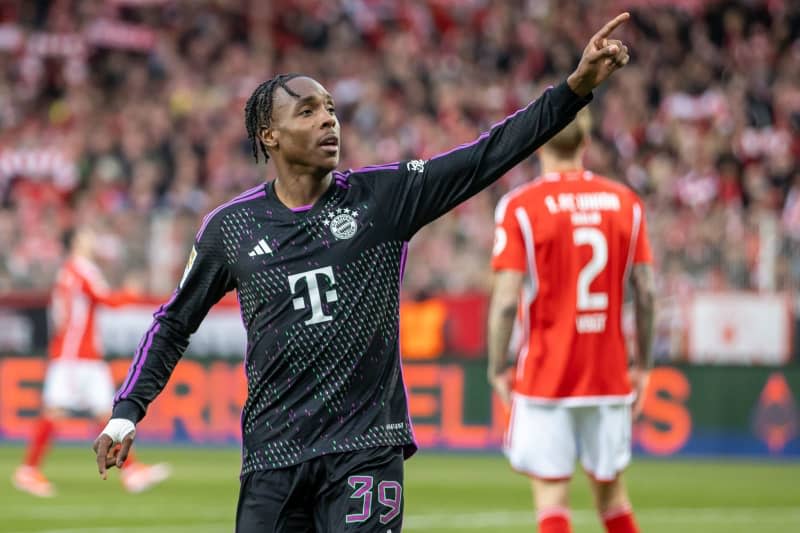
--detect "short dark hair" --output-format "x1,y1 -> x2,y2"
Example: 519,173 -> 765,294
244,73 -> 302,164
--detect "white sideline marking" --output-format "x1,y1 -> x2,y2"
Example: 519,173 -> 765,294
34,527 -> 228,533
19,507 -> 800,532
8,506 -> 225,520
405,507 -> 800,529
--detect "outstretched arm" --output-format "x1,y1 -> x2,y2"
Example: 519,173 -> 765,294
92,225 -> 234,478
370,13 -> 631,239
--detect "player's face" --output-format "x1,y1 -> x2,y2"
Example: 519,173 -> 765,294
265,77 -> 340,175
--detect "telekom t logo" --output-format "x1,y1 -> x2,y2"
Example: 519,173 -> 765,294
287,266 -> 338,325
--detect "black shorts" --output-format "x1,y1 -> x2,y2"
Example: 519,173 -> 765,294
236,446 -> 404,532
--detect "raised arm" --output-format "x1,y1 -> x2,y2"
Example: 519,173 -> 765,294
371,13 -> 631,239
92,224 -> 234,478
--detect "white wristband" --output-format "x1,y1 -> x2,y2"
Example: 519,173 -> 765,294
101,418 -> 136,444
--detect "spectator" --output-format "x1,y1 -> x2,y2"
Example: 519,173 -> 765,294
0,1 -> 798,360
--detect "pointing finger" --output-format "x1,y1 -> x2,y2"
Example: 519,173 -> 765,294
593,12 -> 630,42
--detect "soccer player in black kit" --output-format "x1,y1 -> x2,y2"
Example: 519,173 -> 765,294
94,13 -> 631,532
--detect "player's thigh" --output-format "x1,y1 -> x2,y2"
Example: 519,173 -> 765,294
235,467 -> 314,533
81,361 -> 114,416
576,403 -> 632,482
42,360 -> 79,410
315,446 -> 404,532
505,400 -> 576,480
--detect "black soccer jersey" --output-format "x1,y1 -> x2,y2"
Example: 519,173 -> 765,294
112,81 -> 591,474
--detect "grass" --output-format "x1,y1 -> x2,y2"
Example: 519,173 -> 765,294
1,444 -> 799,532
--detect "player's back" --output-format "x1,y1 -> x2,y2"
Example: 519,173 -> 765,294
495,169 -> 649,403
49,257 -> 107,360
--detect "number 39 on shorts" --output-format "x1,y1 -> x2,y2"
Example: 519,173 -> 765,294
346,475 -> 402,525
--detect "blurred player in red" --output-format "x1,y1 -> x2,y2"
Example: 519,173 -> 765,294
487,110 -> 655,533
12,224 -> 171,497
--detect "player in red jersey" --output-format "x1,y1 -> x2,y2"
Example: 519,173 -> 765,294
487,110 -> 655,533
13,225 -> 171,497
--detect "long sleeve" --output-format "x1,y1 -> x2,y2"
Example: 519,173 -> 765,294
366,80 -> 591,240
112,221 -> 235,422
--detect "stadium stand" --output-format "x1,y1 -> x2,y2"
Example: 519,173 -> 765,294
0,0 -> 799,363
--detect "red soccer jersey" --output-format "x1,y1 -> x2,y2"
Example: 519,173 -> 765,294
492,170 -> 653,403
49,256 -> 112,360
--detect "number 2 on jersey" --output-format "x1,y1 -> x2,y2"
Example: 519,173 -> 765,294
573,227 -> 608,311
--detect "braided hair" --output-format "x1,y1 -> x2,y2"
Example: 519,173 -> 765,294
244,73 -> 302,164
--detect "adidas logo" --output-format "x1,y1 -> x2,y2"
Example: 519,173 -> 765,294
248,238 -> 272,257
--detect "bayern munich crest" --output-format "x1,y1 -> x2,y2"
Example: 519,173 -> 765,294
324,208 -> 359,240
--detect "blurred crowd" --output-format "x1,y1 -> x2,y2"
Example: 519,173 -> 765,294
1,0 -> 799,313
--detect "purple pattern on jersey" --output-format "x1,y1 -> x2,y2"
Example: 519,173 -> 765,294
396,241 -> 418,452
430,92 -> 548,162
351,162 -> 400,173
333,171 -> 352,189
399,242 -> 409,282
111,81 -> 589,472
115,287 -> 180,401
118,188 -> 264,402
116,322 -> 161,400
196,185 -> 265,240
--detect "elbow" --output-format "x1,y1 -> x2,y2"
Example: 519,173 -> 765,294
500,301 -> 518,319
494,298 -> 518,319
490,272 -> 523,322
489,299 -> 518,324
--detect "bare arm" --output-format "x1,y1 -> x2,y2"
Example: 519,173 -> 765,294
629,263 -> 655,416
487,270 -> 525,407
93,220 -> 234,479
631,263 -> 656,370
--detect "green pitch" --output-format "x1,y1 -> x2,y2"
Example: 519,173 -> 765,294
1,445 -> 798,532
